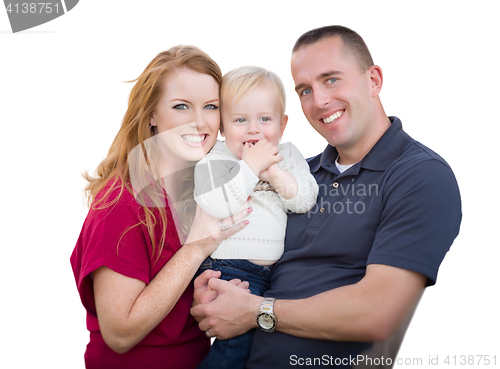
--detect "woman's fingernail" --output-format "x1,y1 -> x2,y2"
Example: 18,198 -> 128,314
244,220 -> 249,225
247,207 -> 253,213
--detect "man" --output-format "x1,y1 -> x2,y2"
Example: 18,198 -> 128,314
191,25 -> 461,368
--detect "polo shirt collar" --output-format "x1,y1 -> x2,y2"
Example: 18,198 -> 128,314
360,116 -> 409,171
310,144 -> 338,173
311,116 -> 409,173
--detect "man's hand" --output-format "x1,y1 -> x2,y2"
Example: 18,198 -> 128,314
242,139 -> 282,177
192,270 -> 251,323
190,278 -> 262,340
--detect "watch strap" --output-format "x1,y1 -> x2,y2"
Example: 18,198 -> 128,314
260,297 -> 276,315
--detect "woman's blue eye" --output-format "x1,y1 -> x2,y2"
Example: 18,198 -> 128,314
174,104 -> 188,110
205,104 -> 218,110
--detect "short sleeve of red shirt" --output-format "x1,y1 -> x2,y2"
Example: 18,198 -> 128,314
71,185 -> 160,316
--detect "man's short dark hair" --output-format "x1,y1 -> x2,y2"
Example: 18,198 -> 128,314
292,25 -> 374,73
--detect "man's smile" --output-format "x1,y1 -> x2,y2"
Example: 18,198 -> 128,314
321,110 -> 344,124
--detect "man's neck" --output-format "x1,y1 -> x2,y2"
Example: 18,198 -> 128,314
337,115 -> 391,165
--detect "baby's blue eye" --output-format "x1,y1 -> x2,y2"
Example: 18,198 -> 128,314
236,118 -> 246,123
261,117 -> 271,122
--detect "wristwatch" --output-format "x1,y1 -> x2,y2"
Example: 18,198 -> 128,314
257,297 -> 277,332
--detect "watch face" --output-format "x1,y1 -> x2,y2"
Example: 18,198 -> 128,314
258,313 -> 275,330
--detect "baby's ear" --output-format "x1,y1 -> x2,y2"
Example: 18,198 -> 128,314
280,115 -> 288,136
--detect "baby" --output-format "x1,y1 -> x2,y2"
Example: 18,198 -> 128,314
194,66 -> 318,369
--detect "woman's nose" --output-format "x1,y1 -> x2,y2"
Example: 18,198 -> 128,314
193,110 -> 207,129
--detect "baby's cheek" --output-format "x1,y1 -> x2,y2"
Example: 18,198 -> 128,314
264,133 -> 280,147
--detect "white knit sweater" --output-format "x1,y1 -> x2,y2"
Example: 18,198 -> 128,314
194,140 -> 318,261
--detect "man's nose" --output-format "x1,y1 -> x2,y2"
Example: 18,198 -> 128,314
313,87 -> 331,109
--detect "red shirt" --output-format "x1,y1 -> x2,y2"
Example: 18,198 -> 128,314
70,180 -> 209,369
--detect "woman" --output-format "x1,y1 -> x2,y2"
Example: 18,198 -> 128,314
70,46 -> 250,369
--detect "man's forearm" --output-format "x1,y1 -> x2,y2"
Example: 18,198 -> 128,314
273,264 -> 426,342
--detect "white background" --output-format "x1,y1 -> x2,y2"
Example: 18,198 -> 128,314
1,1 -> 498,368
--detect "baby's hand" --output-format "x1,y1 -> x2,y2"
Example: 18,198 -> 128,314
242,139 -> 282,177
259,162 -> 285,183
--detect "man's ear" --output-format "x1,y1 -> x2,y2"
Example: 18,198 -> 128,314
280,115 -> 288,136
369,65 -> 383,97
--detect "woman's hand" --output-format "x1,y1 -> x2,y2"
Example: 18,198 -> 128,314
92,206 -> 251,354
183,205 -> 252,260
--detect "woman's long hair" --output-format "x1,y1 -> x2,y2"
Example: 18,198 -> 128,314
83,45 -> 222,261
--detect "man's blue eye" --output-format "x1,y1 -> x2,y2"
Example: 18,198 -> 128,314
301,89 -> 312,96
327,78 -> 338,84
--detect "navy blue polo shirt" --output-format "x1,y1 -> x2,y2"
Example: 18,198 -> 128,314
246,117 -> 461,368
